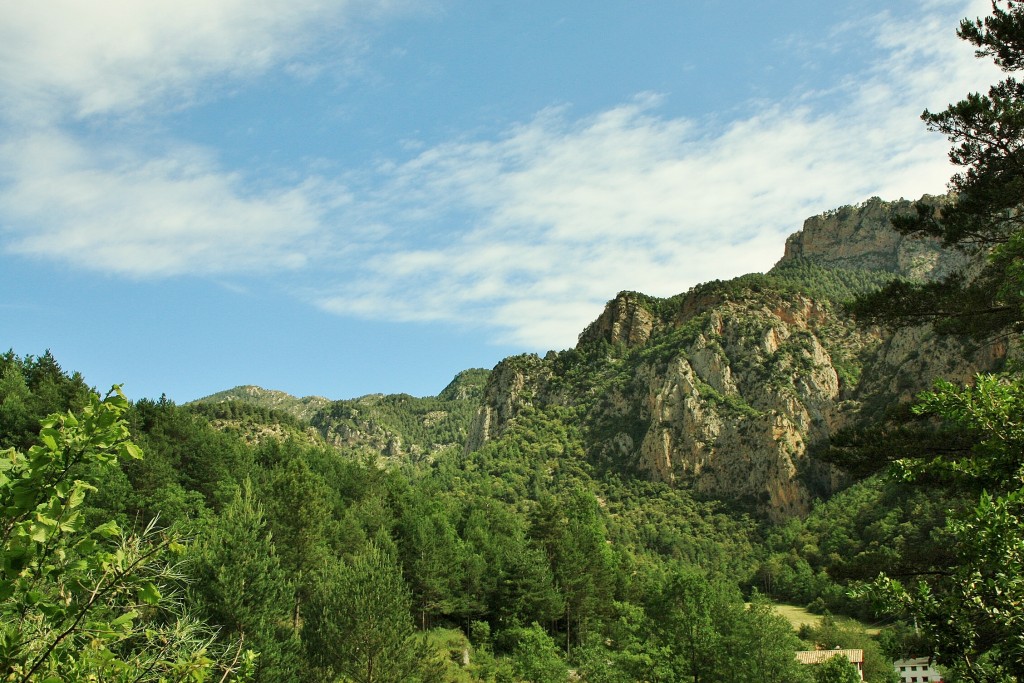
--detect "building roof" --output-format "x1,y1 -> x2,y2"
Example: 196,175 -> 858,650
894,657 -> 935,667
796,649 -> 865,665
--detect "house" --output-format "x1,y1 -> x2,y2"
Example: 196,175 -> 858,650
796,648 -> 865,680
893,657 -> 943,683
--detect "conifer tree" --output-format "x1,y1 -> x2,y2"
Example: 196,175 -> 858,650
304,542 -> 423,683
190,479 -> 299,682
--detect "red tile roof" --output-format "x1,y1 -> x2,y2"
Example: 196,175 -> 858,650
796,649 -> 865,665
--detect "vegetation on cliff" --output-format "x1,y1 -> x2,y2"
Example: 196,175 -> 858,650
4,3 -> 1024,681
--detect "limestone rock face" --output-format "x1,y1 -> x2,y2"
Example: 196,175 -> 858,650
466,195 -> 1012,519
467,288 -> 870,519
626,295 -> 852,519
465,354 -> 552,453
578,291 -> 660,348
777,196 -> 968,280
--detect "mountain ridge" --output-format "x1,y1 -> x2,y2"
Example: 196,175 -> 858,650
193,195 -> 1017,518
465,194 -> 1014,518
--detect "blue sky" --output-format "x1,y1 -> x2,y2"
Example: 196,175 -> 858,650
0,0 -> 1000,402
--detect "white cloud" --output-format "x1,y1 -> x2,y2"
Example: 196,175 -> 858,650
0,0 -> 406,278
0,0 -> 1007,354
0,131 -> 335,277
313,1 -> 1002,350
0,0 -> 407,121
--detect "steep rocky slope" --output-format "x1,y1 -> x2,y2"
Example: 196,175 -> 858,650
469,287 -> 869,519
467,196 -> 1014,519
195,197 -> 1015,518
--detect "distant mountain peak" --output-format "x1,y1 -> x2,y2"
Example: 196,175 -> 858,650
189,385 -> 331,421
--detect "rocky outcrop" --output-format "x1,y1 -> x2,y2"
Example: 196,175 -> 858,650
621,294 -> 858,519
776,196 -> 968,280
466,195 -> 1014,519
465,354 -> 552,453
577,291 -> 661,348
466,287 -> 872,519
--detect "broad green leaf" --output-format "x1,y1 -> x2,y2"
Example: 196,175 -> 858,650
93,520 -> 122,538
29,522 -> 49,543
39,433 -> 57,451
138,582 -> 161,605
119,441 -> 144,460
110,610 -> 139,628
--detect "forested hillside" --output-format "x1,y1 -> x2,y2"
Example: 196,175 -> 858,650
5,4 -> 1024,681
0,193 -> 1003,682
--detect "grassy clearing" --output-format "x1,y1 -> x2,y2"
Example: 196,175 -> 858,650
772,603 -> 823,630
764,603 -> 881,636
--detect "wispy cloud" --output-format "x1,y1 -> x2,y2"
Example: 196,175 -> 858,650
0,0 -> 401,278
0,0 -> 404,121
0,0 -> 1005,352
316,2 -> 1000,348
0,131 -> 338,277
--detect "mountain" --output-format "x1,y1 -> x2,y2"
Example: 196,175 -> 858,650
195,196 -> 1016,519
192,384 -> 331,421
195,369 -> 491,463
467,196 -> 1014,519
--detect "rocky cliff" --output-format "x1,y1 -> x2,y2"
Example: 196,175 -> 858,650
466,196 -> 1013,519
776,196 -> 968,280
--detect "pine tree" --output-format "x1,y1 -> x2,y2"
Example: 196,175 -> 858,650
190,479 -> 299,682
303,542 -> 421,683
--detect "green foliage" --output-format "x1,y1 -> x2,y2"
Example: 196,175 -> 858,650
533,487 -> 616,653
650,566 -> 742,682
437,369 -> 491,402
800,614 -> 898,683
768,259 -> 901,303
303,542 -> 437,683
733,596 -> 812,683
901,374 -> 1024,492
189,479 -> 299,682
695,376 -> 762,419
639,568 -> 812,683
0,350 -> 91,453
573,601 -> 664,683
812,654 -> 862,683
126,396 -> 254,524
252,438 -> 334,628
0,388 -> 252,681
756,475 -> 954,618
187,400 -> 303,431
397,492 -> 467,629
500,623 -> 567,683
685,260 -> 897,308
311,388 -> 481,460
864,374 -> 1024,682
